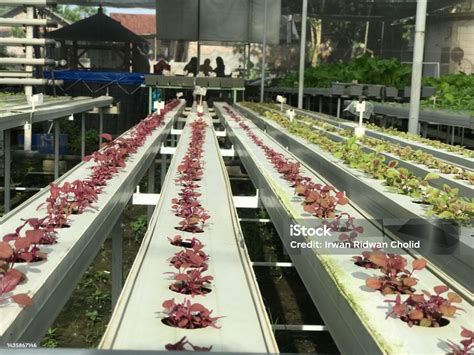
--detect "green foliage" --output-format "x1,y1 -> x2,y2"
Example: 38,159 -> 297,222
422,73 -> 474,114
10,27 -> 25,38
130,215 -> 148,242
59,117 -> 99,155
40,328 -> 58,348
55,5 -> 99,23
279,55 -> 412,89
85,309 -> 100,322
242,102 -> 474,225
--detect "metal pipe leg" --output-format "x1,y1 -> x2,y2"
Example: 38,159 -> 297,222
99,108 -> 104,147
336,97 -> 341,118
4,129 -> 11,214
54,120 -> 60,180
81,113 -> 86,159
161,154 -> 167,189
112,214 -> 123,309
147,158 -> 155,221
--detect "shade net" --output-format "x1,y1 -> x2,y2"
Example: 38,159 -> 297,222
156,0 -> 281,44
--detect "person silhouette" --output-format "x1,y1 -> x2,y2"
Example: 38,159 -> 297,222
199,58 -> 213,76
214,57 -> 226,77
184,57 -> 198,76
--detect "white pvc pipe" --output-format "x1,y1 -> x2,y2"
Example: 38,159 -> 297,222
0,58 -> 58,66
0,0 -> 55,6
25,6 -> 34,97
0,18 -> 57,26
408,0 -> 428,135
0,38 -> 57,46
0,78 -> 63,85
0,71 -> 33,78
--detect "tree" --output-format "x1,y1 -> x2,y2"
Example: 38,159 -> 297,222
55,5 -> 100,23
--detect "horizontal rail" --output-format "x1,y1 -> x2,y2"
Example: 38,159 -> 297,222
0,96 -> 113,131
0,38 -> 58,46
0,58 -> 61,66
0,78 -> 63,86
0,18 -> 57,26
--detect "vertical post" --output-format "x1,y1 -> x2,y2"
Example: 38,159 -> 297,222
319,96 -> 323,112
25,6 -> 34,97
380,21 -> 385,56
54,120 -> 60,180
112,214 -> 123,309
408,0 -> 428,135
147,158 -> 155,221
337,97 -> 341,118
81,113 -> 86,159
148,87 -> 153,114
260,0 -> 268,103
99,108 -> 104,146
4,129 -> 11,214
197,0 -> 201,74
161,153 -> 167,188
297,0 -> 308,109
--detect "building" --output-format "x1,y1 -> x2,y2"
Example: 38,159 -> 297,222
424,0 -> 474,75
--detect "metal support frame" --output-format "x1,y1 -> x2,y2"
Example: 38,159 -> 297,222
272,324 -> 327,332
81,113 -> 86,159
54,120 -> 60,180
3,129 -> 11,214
147,158 -> 155,221
160,152 -> 167,188
112,214 -> 123,309
336,97 -> 341,118
297,0 -> 308,109
407,0 -> 428,134
99,108 -> 104,146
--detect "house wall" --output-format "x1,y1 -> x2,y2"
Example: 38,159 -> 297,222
425,17 -> 474,75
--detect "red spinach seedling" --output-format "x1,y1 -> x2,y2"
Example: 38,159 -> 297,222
169,246 -> 209,270
365,253 -> 427,295
161,298 -> 221,329
385,285 -> 463,327
447,327 -> 474,355
169,268 -> 213,296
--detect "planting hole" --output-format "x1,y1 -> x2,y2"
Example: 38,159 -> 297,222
161,318 -> 208,329
169,285 -> 212,295
174,226 -> 204,234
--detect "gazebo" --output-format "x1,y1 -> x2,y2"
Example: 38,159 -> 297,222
45,7 -> 149,72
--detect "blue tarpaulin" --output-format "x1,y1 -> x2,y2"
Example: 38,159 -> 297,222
43,70 -> 146,85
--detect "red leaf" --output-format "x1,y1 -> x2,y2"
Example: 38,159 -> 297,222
11,293 -> 33,306
101,133 -> 113,141
189,303 -> 207,313
14,237 -> 32,250
365,277 -> 382,290
412,259 -> 427,271
0,241 -> 13,259
0,269 -> 23,294
162,299 -> 175,309
434,285 -> 449,295
25,230 -> 44,244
